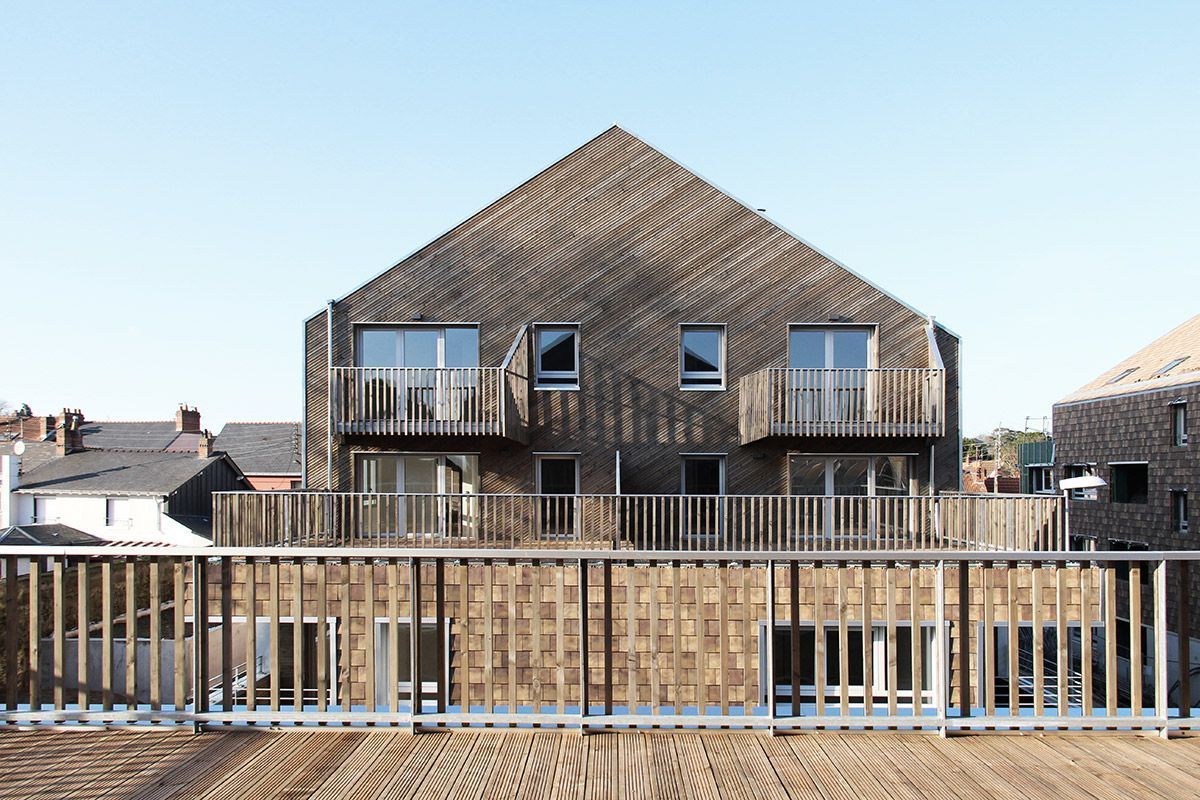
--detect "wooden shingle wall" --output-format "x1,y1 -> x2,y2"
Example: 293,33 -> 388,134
302,127 -> 960,495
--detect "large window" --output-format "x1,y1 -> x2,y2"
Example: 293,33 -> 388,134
679,325 -> 725,389
536,455 -> 579,538
1110,462 -> 1148,504
356,454 -> 479,537
1172,402 -> 1188,447
787,326 -> 874,423
373,620 -> 447,709
534,325 -> 579,388
355,325 -> 478,369
787,455 -> 910,497
1027,465 -> 1054,494
1065,464 -> 1098,500
763,623 -> 936,705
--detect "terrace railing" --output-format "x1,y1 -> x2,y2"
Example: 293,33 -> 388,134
740,368 -> 945,443
0,546 -> 1193,734
212,492 -> 1064,551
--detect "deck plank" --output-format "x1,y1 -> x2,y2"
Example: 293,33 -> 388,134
1,728 -> 1199,799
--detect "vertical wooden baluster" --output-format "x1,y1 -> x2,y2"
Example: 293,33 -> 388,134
5,556 -> 17,712
364,559 -> 376,717
77,558 -> 90,712
886,561 -> 898,718
837,563 -> 849,718
1056,562 -> 1069,721
217,557 -> 230,715
814,562 -> 825,719
983,562 -> 995,719
649,561 -> 661,717
625,562 -> 636,717
26,558 -> 42,715
387,559 -> 399,715
1032,563 -> 1044,718
579,558 -> 590,722
555,560 -> 565,715
1080,560 -> 1093,719
100,559 -> 112,712
53,558 -> 64,712
149,560 -> 160,714
293,560 -> 304,712
1179,560 -> 1192,719
173,560 -> 185,715
483,559 -> 493,715
340,559 -> 351,712
602,560 -> 613,717
788,561 -> 801,717
245,557 -> 256,714
861,562 -> 873,719
1130,561 -> 1143,718
1008,563 -> 1019,716
1153,559 -> 1168,725
507,560 -> 517,714
435,559 -> 446,716
269,557 -> 280,714
673,560 -> 682,716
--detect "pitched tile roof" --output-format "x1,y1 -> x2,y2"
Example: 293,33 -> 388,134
1058,314 -> 1200,404
0,441 -> 59,474
213,422 -> 301,475
74,420 -> 184,451
15,450 -> 225,496
0,524 -> 104,546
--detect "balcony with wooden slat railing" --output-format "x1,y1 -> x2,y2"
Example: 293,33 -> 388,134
739,367 -> 946,443
212,491 -> 1063,551
331,327 -> 531,443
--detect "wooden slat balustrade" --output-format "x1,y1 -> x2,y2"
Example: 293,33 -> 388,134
0,545 -> 1194,734
212,491 -> 1063,552
739,367 -> 946,443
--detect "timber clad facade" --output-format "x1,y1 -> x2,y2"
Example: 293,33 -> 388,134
303,126 -> 960,498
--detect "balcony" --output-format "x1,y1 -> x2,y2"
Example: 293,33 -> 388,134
739,368 -> 946,443
330,327 -> 531,443
212,491 -> 1064,551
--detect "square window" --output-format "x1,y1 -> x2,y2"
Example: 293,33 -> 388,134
1028,466 -> 1054,494
105,497 -> 131,527
535,326 -> 579,388
1111,463 -> 1148,504
1065,465 -> 1097,500
680,325 -> 725,389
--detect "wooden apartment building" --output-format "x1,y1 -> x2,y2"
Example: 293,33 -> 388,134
302,127 -> 960,509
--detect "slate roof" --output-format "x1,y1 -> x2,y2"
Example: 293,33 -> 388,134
0,441 -> 59,474
214,422 -> 301,475
0,524 -> 104,546
15,450 -> 224,496
73,420 -> 186,451
1058,314 -> 1200,404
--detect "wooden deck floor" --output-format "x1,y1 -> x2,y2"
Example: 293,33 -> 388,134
1,728 -> 1198,799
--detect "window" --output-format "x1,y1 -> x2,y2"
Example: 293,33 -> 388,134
1110,463 -> 1148,504
105,498 -> 131,528
355,454 -> 479,537
1027,465 -> 1054,494
31,496 -> 53,524
787,455 -> 910,497
679,325 -> 725,389
763,623 -> 936,705
681,455 -> 725,538
534,325 -> 579,388
1109,538 -> 1150,583
1172,402 -> 1188,446
1152,357 -> 1188,377
978,622 -> 1099,710
355,325 -> 479,368
787,326 -> 874,422
1106,367 -> 1138,385
373,620 -> 447,709
536,455 -> 579,538
1173,491 -> 1189,534
1065,464 -> 1098,500
233,618 -> 339,708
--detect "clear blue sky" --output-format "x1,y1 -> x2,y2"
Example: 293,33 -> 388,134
3,3 -> 1197,436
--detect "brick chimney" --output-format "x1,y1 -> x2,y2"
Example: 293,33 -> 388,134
54,408 -> 84,456
198,429 -> 214,459
176,404 -> 201,433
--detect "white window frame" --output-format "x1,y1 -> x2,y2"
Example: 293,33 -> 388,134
105,497 -> 132,529
1065,464 -> 1098,501
533,323 -> 580,390
352,452 -> 481,539
786,323 -> 878,370
679,324 -> 726,391
759,620 -> 940,705
785,453 -> 915,497
1171,401 -> 1188,447
352,323 -> 480,369
372,617 -> 452,709
1026,464 -> 1055,495
31,496 -> 53,524
1173,490 -> 1189,534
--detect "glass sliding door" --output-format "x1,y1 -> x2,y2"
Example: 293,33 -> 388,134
788,327 -> 873,425
787,455 -> 910,542
353,326 -> 479,425
357,454 -> 479,539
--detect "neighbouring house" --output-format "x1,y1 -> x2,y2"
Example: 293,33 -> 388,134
0,430 -> 247,545
214,422 -> 302,490
1053,312 -> 1200,702
1018,438 -> 1055,495
303,126 -> 961,507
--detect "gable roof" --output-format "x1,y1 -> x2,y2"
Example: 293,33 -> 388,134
72,420 -> 184,451
1057,314 -> 1200,405
214,422 -> 302,475
308,125 -> 956,339
0,524 -> 104,546
15,450 -> 228,496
